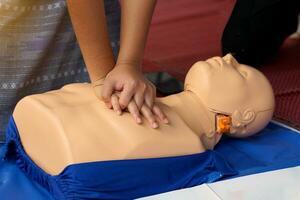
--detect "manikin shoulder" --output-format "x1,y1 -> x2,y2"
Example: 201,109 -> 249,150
13,83 -> 96,175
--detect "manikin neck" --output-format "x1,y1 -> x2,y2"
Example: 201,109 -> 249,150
166,91 -> 215,137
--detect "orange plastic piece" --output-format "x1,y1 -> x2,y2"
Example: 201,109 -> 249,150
216,115 -> 231,134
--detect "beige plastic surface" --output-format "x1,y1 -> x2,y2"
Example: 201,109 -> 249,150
184,54 -> 275,137
13,54 -> 274,175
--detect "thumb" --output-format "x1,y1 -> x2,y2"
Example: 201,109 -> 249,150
101,81 -> 115,103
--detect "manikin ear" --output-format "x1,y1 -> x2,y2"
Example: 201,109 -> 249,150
228,109 -> 256,136
228,108 -> 274,138
231,109 -> 256,128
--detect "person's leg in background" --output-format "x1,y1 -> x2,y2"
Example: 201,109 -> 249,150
222,0 -> 300,67
298,14 -> 300,34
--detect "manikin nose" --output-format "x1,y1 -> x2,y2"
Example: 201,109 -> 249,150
223,54 -> 239,68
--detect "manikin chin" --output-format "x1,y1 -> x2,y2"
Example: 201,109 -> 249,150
13,54 -> 275,175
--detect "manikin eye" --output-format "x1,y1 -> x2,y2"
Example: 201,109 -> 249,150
239,70 -> 248,77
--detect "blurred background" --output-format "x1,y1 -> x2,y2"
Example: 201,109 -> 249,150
142,0 -> 300,129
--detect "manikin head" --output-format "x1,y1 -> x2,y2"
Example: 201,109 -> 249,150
184,54 -> 275,138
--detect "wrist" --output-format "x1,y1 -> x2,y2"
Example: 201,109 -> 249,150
92,77 -> 105,87
116,59 -> 142,70
86,54 -> 116,82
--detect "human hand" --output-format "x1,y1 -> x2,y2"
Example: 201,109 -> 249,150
92,67 -> 169,128
101,63 -> 155,112
98,62 -> 169,127
110,92 -> 169,128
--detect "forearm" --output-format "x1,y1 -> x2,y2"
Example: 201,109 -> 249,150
67,0 -> 115,82
117,0 -> 157,68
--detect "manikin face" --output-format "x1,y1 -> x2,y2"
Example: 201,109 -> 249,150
185,54 -> 275,137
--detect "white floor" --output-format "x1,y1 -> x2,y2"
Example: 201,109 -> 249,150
140,166 -> 300,200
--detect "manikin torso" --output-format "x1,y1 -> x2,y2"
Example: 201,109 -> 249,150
12,54 -> 275,176
14,85 -> 218,175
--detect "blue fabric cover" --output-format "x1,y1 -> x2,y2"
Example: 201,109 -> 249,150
1,118 -> 300,199
0,118 -> 236,200
215,122 -> 300,178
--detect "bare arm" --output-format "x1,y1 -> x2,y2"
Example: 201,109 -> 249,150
102,0 -> 158,110
117,0 -> 157,66
67,0 -> 115,82
67,0 -> 156,80
67,0 -> 167,127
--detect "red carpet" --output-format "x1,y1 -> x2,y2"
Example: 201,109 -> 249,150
262,38 -> 300,128
143,0 -> 235,79
143,0 -> 300,128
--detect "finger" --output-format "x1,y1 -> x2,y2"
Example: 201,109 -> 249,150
101,81 -> 114,103
150,82 -> 157,97
134,83 -> 146,109
111,94 -> 122,115
144,88 -> 154,109
134,90 -> 145,110
141,105 -> 158,129
113,91 -> 121,98
106,102 -> 113,109
152,105 -> 169,124
119,83 -> 136,109
93,84 -> 112,108
127,101 -> 142,124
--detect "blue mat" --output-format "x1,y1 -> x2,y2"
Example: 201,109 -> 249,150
215,122 -> 300,178
0,122 -> 300,199
0,145 -> 54,200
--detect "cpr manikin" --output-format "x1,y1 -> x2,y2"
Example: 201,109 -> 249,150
12,54 -> 275,176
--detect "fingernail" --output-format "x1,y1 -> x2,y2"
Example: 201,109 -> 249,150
136,117 -> 142,124
163,118 -> 169,124
152,122 -> 158,129
117,110 -> 122,115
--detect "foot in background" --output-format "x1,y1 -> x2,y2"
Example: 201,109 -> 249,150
290,14 -> 300,39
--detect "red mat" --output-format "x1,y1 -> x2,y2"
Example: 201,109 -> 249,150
262,38 -> 300,128
143,0 -> 300,128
